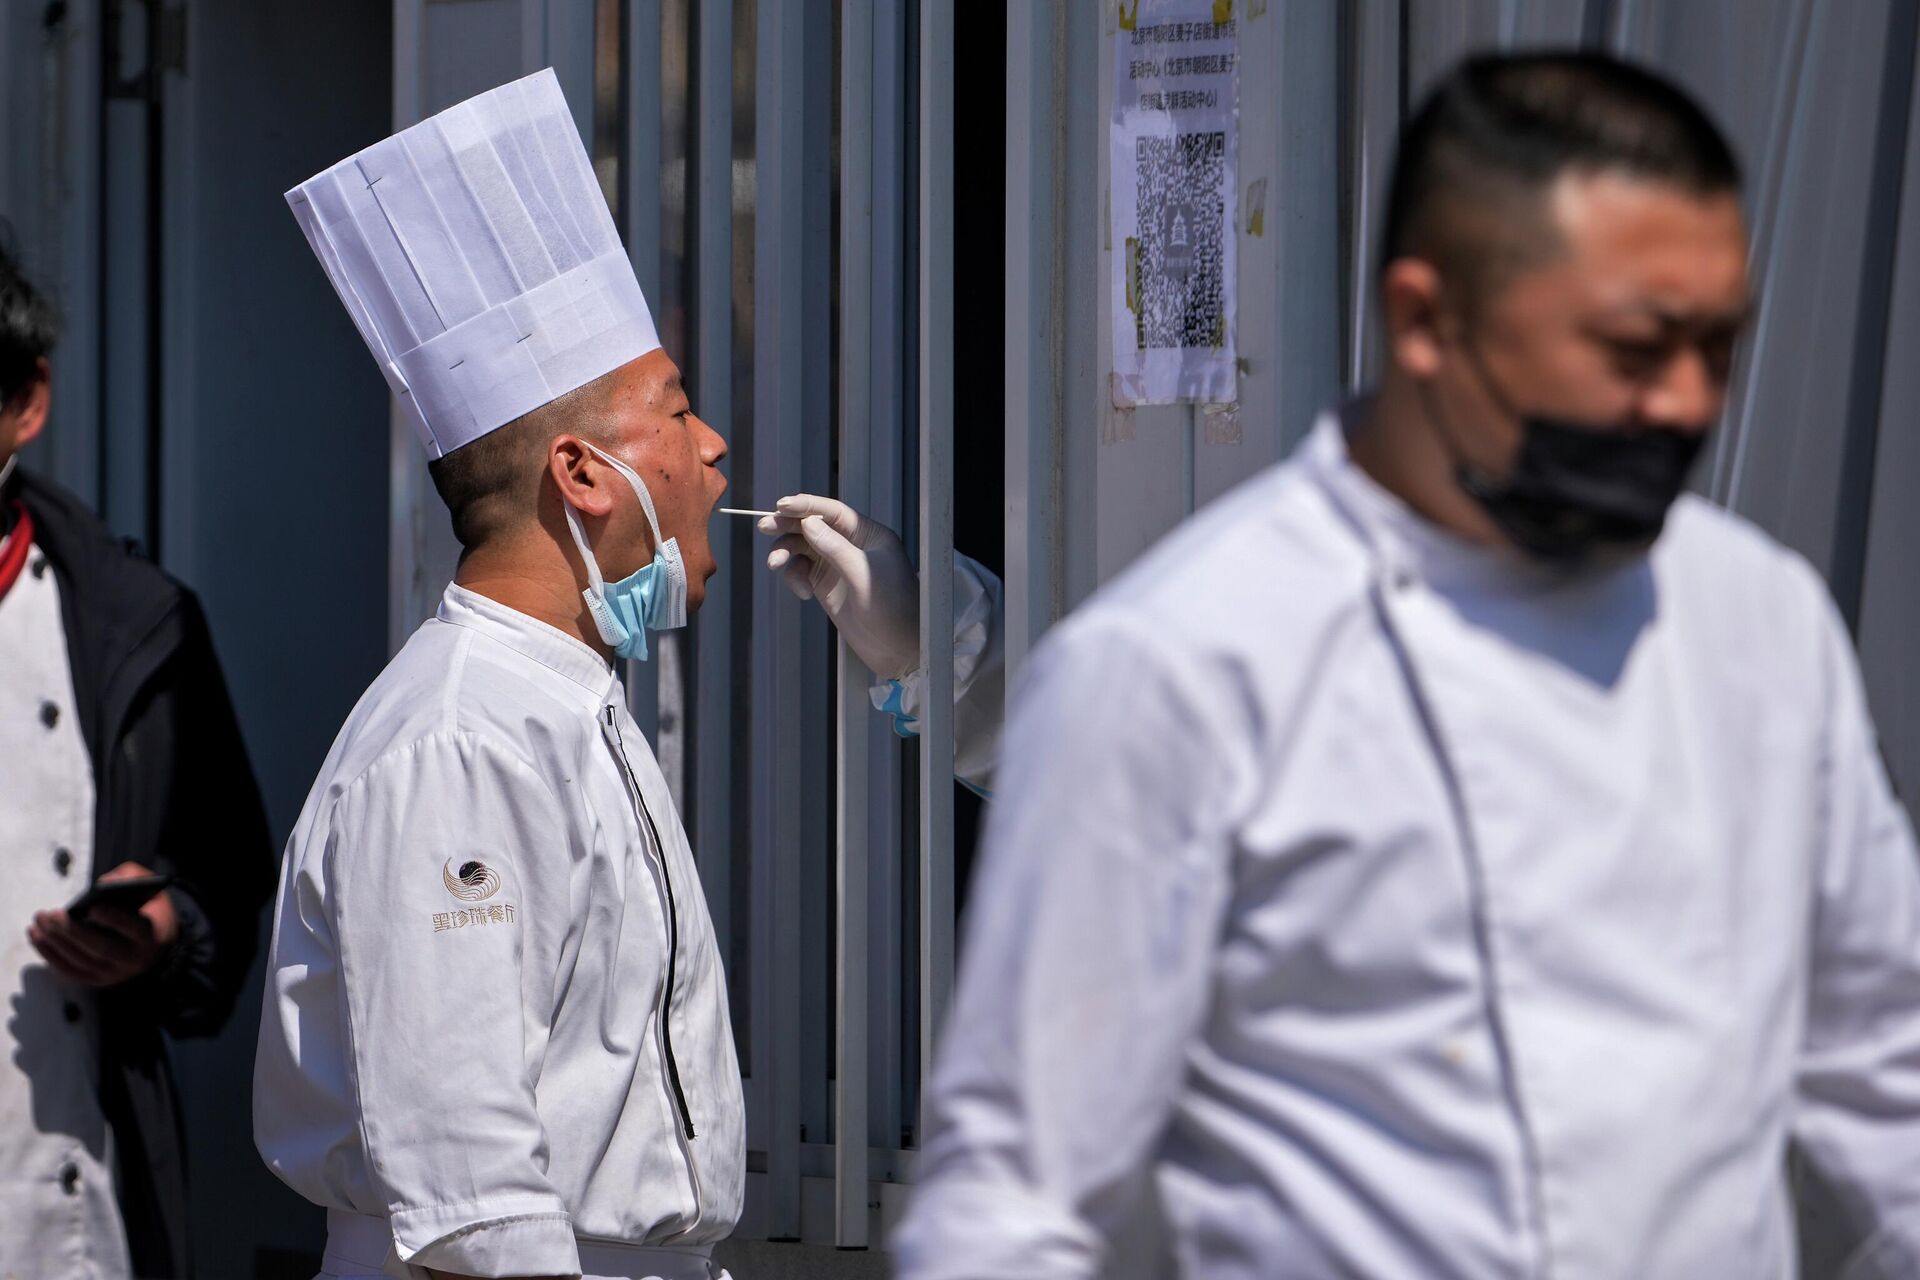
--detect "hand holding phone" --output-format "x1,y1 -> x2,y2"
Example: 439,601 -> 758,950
65,873 -> 174,923
30,863 -> 181,988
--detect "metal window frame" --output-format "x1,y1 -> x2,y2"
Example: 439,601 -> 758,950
915,0 -> 957,1133
835,1 -> 875,1243
748,0 -> 809,1238
688,0 -> 736,1022
1004,1 -> 1065,673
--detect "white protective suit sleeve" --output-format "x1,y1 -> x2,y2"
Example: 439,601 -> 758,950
1792,580 -> 1920,1280
891,616 -> 1243,1279
325,731 -> 581,1278
871,553 -> 1005,792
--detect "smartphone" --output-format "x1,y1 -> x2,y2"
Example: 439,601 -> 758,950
66,873 -> 174,923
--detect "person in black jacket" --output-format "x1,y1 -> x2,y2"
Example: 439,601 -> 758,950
0,236 -> 274,1277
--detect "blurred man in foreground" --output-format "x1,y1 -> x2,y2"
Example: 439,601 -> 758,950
896,52 -> 1920,1280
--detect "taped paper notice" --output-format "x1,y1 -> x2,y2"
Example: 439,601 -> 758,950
1110,0 -> 1239,407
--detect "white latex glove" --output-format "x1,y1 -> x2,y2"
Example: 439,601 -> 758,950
758,494 -> 922,680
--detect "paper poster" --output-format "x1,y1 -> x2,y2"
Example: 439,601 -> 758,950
1110,0 -> 1239,406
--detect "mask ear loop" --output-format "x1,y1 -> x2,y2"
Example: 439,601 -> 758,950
579,441 -> 690,633
582,440 -> 668,557
562,500 -> 608,597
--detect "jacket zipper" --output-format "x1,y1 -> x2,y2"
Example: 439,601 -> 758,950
604,705 -> 706,1232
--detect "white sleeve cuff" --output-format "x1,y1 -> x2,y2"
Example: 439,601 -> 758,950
391,1197 -> 580,1279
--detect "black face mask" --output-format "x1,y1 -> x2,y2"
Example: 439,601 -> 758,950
1436,350 -> 1708,563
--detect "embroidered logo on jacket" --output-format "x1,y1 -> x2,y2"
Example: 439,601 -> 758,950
442,858 -> 502,901
431,859 -> 516,933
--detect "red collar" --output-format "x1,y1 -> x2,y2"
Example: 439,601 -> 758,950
0,502 -> 35,605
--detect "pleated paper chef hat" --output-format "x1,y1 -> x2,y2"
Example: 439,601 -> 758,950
286,69 -> 659,459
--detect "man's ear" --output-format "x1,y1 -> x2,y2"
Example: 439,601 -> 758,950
549,435 -> 617,518
1,356 -> 52,452
1381,259 -> 1448,381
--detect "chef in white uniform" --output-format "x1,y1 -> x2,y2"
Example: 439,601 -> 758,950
255,70 -> 742,1280
895,51 -> 1920,1280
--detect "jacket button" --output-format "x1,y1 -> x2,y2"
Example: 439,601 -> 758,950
58,1162 -> 79,1194
39,700 -> 58,729
63,1002 -> 81,1024
53,848 -> 72,876
30,556 -> 47,579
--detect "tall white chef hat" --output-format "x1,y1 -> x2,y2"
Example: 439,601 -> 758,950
286,68 -> 659,459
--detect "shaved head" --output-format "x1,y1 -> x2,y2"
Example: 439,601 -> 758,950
1382,52 -> 1741,311
428,374 -> 621,554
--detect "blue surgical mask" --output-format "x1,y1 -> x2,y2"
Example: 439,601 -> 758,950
562,442 -> 688,662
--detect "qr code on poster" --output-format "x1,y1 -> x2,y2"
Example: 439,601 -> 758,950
1134,131 -> 1226,351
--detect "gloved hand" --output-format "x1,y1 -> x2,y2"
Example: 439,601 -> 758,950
758,495 -> 922,680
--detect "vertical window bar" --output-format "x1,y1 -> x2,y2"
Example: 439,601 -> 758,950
867,0 -> 910,1167
691,0 -> 737,1020
100,0 -> 152,550
751,0 -> 807,1240
520,0 -> 545,76
1341,0 -> 1401,392
1003,0 -> 1062,681
730,0 -> 761,1153
916,0 -> 957,1119
834,0 -> 875,1247
613,0 -> 665,742
388,0 -> 426,653
42,0 -> 106,509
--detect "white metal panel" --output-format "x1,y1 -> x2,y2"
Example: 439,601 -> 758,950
1004,0 -> 1106,639
1093,3 -> 1191,581
1196,0 -> 1343,510
1646,1 -> 1891,579
1344,0 -> 1400,391
1003,0 -> 1064,675
1061,1 -> 1106,615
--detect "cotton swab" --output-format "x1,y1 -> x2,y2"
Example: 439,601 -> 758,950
718,507 -> 778,518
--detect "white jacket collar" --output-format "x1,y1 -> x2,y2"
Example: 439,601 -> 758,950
436,582 -> 618,695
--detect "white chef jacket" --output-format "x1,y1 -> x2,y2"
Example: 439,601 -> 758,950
0,531 -> 131,1280
893,411 -> 1920,1280
255,584 -> 743,1279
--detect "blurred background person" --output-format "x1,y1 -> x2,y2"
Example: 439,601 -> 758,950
894,52 -> 1920,1280
0,233 -> 273,1278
